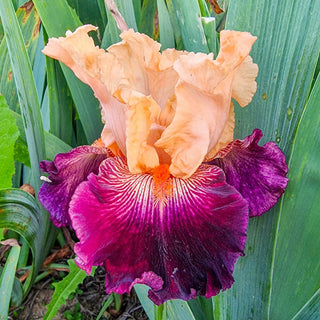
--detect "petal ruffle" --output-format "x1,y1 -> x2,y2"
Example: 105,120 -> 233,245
38,146 -> 107,227
126,92 -> 160,173
69,157 -> 248,305
210,129 -> 288,217
156,31 -> 257,178
42,25 -> 128,154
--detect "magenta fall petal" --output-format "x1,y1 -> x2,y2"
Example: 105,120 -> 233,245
38,146 -> 108,227
211,129 -> 289,217
69,157 -> 248,305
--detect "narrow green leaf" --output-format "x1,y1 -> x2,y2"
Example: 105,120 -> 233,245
155,303 -> 166,320
269,75 -> 320,319
46,57 -> 73,145
132,0 -> 142,29
201,17 -> 217,55
0,266 -> 23,307
102,0 -> 139,48
164,0 -> 183,50
167,300 -> 196,320
140,0 -> 157,37
115,0 -> 138,31
134,284 -> 156,320
97,0 -> 108,29
157,0 -> 175,49
135,284 -> 198,320
96,294 -> 115,320
101,8 -> 122,49
32,0 -> 102,143
33,26 -> 46,104
0,244 -> 20,319
197,0 -> 210,16
171,0 -> 208,52
188,296 -> 214,320
44,259 -> 96,320
0,95 -> 19,188
0,2 -> 42,113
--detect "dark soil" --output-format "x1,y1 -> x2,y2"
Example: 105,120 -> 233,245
9,267 -> 147,320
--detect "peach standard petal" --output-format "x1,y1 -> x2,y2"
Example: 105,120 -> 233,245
156,31 -> 257,178
205,103 -> 235,161
126,92 -> 161,173
146,49 -> 187,110
232,56 -> 259,107
107,29 -> 161,97
108,31 -> 186,110
42,25 -> 128,154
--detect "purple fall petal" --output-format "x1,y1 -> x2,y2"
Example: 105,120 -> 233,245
69,157 -> 248,305
211,129 -> 288,217
38,146 -> 108,227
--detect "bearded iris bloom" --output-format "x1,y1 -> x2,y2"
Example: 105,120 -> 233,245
38,25 -> 288,305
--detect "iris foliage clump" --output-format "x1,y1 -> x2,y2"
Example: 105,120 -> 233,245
0,0 -> 319,319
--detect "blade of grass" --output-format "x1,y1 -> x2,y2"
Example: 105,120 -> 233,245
101,8 -> 122,49
96,294 -> 115,320
0,244 -> 21,319
0,266 -> 23,308
0,3 -> 42,113
33,26 -> 46,105
132,0 -> 142,30
140,0 -> 157,37
46,55 -> 73,145
165,0 -> 183,50
201,17 -> 217,55
115,0 -> 138,30
157,0 -> 175,49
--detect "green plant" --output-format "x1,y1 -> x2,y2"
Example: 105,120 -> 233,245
0,0 -> 319,319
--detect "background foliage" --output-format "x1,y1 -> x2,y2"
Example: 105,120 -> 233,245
0,0 -> 319,319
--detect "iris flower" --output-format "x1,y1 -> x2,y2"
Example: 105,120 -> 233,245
38,25 -> 288,305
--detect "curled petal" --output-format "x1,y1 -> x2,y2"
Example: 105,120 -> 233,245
211,129 -> 289,217
205,103 -> 235,161
126,92 -> 160,173
146,49 -> 187,110
69,157 -> 248,305
156,31 -> 257,178
109,29 -> 161,90
42,25 -> 128,154
38,146 -> 107,227
232,56 -> 258,107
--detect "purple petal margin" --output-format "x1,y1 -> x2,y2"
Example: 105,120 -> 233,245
211,129 -> 288,217
38,146 -> 107,227
69,157 -> 248,305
